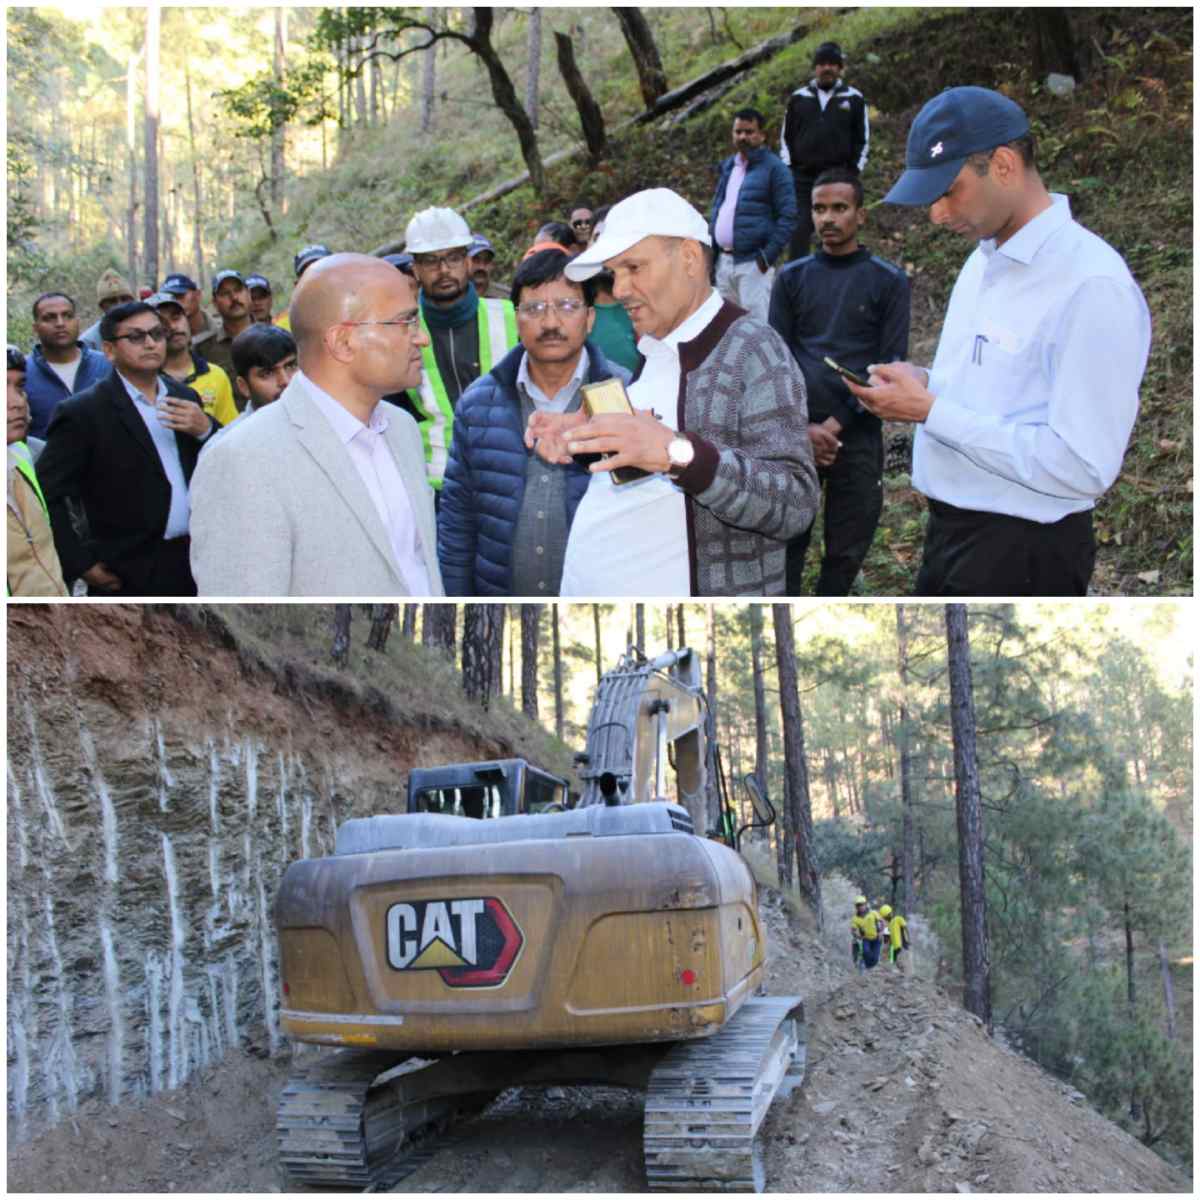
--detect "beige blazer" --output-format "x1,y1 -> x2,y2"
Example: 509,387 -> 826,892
189,374 -> 443,596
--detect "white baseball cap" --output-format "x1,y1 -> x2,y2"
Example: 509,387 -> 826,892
565,188 -> 712,281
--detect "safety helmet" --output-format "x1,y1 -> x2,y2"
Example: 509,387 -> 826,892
879,904 -> 893,918
405,207 -> 472,255
854,895 -> 867,906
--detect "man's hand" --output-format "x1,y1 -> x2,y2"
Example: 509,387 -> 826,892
808,416 -> 843,468
82,562 -> 122,592
567,411 -> 674,475
158,397 -> 211,438
847,362 -> 934,424
524,409 -> 587,464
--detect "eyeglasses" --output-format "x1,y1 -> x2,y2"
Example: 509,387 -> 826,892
111,326 -> 168,345
412,249 -> 467,270
571,218 -> 593,229
516,298 -> 587,320
343,313 -> 422,330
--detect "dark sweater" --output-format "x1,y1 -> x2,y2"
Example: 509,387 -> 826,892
768,247 -> 910,430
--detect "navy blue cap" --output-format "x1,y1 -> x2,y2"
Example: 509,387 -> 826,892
885,86 -> 1030,206
244,274 -> 272,292
212,269 -> 246,294
8,344 -> 27,371
382,253 -> 415,273
467,234 -> 495,258
812,41 -> 844,66
161,272 -> 198,294
294,244 -> 331,277
146,291 -> 185,310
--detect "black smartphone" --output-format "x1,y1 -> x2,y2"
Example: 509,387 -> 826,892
823,356 -> 871,388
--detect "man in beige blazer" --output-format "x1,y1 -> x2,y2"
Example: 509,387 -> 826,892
190,254 -> 444,596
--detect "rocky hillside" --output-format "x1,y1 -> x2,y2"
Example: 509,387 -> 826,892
5,604 -> 566,1140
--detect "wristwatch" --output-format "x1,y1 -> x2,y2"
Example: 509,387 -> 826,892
666,435 -> 695,478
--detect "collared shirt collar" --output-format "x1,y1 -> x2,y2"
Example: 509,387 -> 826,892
298,370 -> 388,444
116,369 -> 168,406
982,193 -> 1072,266
517,345 -> 587,408
661,287 -> 724,352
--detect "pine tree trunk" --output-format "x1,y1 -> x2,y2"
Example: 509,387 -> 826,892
635,604 -> 645,655
401,605 -> 417,639
1158,940 -> 1178,1041
749,606 -> 769,811
142,5 -> 160,288
676,605 -> 686,650
593,604 -> 603,686
422,604 -> 456,658
271,8 -> 287,211
366,604 -> 396,651
945,604 -> 993,1035
896,604 -> 917,914
525,8 -> 541,128
126,50 -> 141,288
552,606 -> 564,741
420,7 -> 436,133
554,30 -> 608,163
612,7 -> 669,108
521,605 -> 541,719
665,605 -> 674,651
462,605 -> 503,710
331,605 -> 352,666
774,605 -> 821,921
705,608 -> 721,833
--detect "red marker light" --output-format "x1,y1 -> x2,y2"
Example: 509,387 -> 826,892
282,981 -> 290,996
680,969 -> 696,986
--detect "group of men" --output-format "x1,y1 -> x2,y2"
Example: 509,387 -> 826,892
9,67 -> 1150,601
851,894 -> 910,973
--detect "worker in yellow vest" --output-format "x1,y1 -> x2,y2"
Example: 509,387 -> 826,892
878,903 -> 910,972
404,206 -> 518,491
850,894 -> 883,971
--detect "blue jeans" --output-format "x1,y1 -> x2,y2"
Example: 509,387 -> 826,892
861,937 -> 881,969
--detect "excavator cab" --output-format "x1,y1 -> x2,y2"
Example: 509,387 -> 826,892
407,759 -> 571,819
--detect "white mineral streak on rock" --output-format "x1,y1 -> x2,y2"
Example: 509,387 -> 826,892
146,952 -> 164,1093
8,904 -> 32,1132
26,702 -> 70,849
80,723 -> 119,883
156,719 -> 175,811
162,833 -> 187,1089
245,738 -> 258,822
209,839 -> 221,900
9,760 -> 29,868
42,889 -> 80,1118
100,919 -> 124,1104
208,738 -> 221,835
255,854 -> 281,1055
222,957 -> 240,1049
277,750 -> 289,855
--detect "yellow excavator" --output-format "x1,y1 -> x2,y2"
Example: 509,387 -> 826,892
274,647 -> 804,1191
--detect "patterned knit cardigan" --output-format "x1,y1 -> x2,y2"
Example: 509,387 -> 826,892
666,299 -> 819,595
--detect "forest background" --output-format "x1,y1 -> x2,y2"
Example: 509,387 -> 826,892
208,598 -> 1194,1167
5,5 -> 1193,594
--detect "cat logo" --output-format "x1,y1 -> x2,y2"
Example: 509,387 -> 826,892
385,896 -> 523,988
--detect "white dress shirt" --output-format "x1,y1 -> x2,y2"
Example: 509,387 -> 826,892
303,375 -> 431,595
117,371 -> 191,539
916,194 -> 1151,522
560,288 -> 724,596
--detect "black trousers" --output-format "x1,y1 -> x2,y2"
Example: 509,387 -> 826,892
786,421 -> 883,595
915,499 -> 1096,596
92,536 -> 197,598
788,173 -> 818,260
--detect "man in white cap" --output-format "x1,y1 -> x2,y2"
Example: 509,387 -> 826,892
845,86 -> 1151,596
529,187 -> 818,596
405,206 -> 518,493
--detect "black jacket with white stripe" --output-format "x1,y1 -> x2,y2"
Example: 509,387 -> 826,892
779,78 -> 869,177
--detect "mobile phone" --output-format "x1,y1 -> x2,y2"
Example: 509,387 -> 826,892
579,379 -> 650,486
824,356 -> 871,388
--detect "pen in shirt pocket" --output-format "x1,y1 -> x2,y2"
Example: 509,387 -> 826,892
972,333 -> 989,365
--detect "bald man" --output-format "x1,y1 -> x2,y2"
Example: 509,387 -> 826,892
189,254 -> 444,595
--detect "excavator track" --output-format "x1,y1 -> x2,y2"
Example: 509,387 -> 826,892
276,1049 -> 488,1190
643,995 -> 806,1192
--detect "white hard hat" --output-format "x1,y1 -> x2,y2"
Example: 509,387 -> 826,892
405,207 -> 472,255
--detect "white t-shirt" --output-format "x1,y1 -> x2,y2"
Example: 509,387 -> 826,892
44,353 -> 82,393
559,289 -> 723,597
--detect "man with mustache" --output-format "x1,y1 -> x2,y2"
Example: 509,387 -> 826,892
189,254 -> 442,596
438,247 -> 630,596
769,167 -> 910,594
203,270 -> 254,393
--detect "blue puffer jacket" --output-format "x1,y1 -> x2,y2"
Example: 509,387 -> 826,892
438,341 -> 630,596
25,342 -> 112,439
709,144 -> 798,268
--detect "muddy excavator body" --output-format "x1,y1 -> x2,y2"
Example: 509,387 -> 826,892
274,648 -> 803,1191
